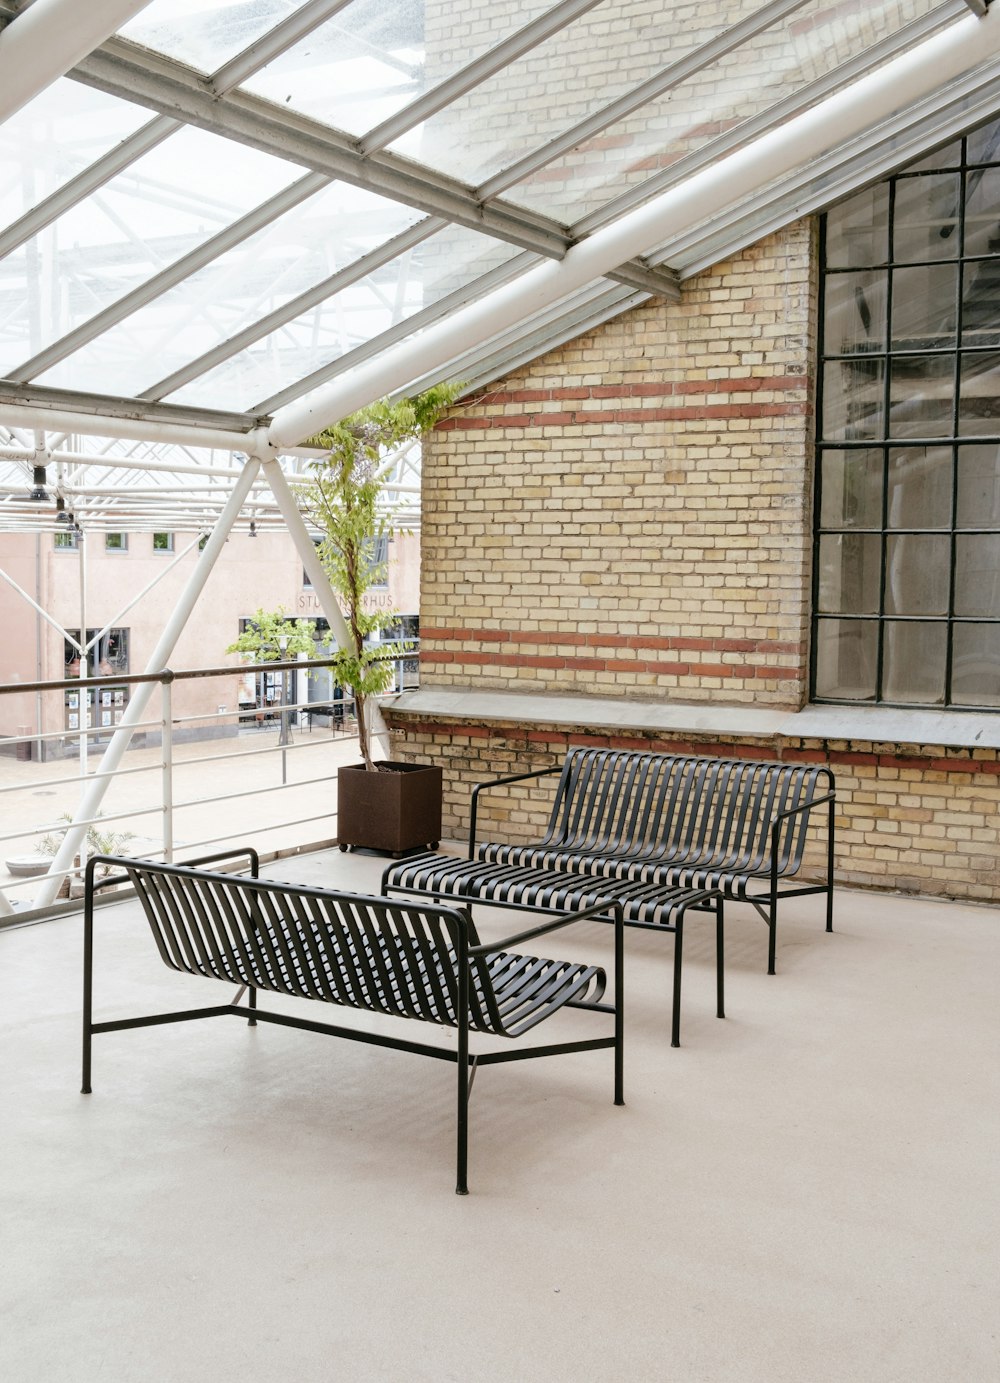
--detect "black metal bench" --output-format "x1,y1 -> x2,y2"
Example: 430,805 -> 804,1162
82,850 -> 623,1196
383,748 -> 835,999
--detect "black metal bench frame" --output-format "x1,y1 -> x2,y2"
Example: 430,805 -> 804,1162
468,751 -> 836,974
82,849 -> 623,1196
382,750 -> 835,1012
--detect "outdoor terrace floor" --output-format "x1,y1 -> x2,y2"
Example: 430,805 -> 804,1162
2,848 -> 998,1382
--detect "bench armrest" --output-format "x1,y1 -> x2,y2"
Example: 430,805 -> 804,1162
468,765 -> 563,858
179,846 -> 260,877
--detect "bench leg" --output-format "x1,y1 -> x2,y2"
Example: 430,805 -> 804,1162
614,906 -> 624,1106
248,986 -> 257,1027
82,894 -> 94,1095
456,1011 -> 470,1195
671,913 -> 683,1048
767,901 -> 777,977
716,899 -> 725,1020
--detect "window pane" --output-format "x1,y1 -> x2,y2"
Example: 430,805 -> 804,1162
891,175 -> 961,262
817,534 -> 881,615
904,140 -> 962,174
824,271 -> 885,355
952,623 -> 1000,706
886,447 -> 952,529
884,535 -> 950,615
955,535 -> 1000,616
825,183 -> 889,269
153,532 -> 173,551
963,167 -> 1000,259
818,450 -> 883,530
882,621 -> 946,704
813,618 -> 877,700
889,355 -> 954,438
822,359 -> 883,441
965,117 -> 1000,166
961,257 -> 1000,348
890,265 -> 957,350
956,443 -> 1000,527
958,352 -> 1000,435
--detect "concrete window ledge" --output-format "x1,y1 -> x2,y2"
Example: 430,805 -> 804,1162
385,686 -> 1000,754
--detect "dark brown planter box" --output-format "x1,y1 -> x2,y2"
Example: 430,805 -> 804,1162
337,760 -> 442,855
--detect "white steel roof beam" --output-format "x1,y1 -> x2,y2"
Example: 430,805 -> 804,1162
65,37 -> 677,295
268,5 -> 1000,447
0,0 -> 154,121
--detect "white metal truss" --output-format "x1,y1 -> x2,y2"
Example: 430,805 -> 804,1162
0,0 -> 998,531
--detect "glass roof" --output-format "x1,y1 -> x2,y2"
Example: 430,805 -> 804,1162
0,0 -> 998,531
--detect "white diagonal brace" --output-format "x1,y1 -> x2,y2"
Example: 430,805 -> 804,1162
0,0 -> 154,121
260,454 -> 391,762
32,456 -> 260,908
0,564 -> 82,649
268,5 -> 1000,446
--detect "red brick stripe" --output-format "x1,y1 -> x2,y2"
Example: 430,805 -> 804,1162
438,402 -> 808,430
421,627 -> 803,657
438,376 -> 810,431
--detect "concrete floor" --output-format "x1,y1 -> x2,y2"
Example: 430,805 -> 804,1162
1,850 -> 997,1383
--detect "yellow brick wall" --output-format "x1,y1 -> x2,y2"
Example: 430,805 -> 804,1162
420,221 -> 816,707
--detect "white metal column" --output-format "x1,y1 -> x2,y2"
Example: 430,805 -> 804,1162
33,457 -> 261,908
0,0 -> 155,121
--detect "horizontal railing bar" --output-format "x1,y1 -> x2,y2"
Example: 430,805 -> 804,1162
0,717 -> 161,747
0,651 -> 413,697
168,779 -> 340,812
171,813 -> 339,854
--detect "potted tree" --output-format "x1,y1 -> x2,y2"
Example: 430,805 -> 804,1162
301,386 -> 457,855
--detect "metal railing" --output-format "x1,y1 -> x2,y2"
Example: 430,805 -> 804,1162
0,650 -> 417,921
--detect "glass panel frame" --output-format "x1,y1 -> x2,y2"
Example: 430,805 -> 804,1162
814,113 -> 1000,710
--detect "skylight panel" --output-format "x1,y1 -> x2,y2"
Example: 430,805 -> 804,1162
0,79 -> 149,229
385,0 -> 750,179
164,226 -> 525,412
31,184 -> 425,400
118,0 -> 305,74
1,128 -> 303,381
500,0 -> 953,223
238,0 -> 554,137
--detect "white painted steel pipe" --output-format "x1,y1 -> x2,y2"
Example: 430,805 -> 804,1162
269,7 -> 1000,446
0,402 -> 266,454
33,458 -> 261,908
0,0 -> 155,121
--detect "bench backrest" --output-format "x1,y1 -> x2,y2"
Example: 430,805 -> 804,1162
542,749 -> 830,877
121,861 -> 519,1037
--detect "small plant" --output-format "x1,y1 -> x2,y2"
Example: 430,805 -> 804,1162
300,385 -> 459,772
38,814 -> 136,876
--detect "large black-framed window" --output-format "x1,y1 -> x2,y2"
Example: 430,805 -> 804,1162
814,118 -> 1000,709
